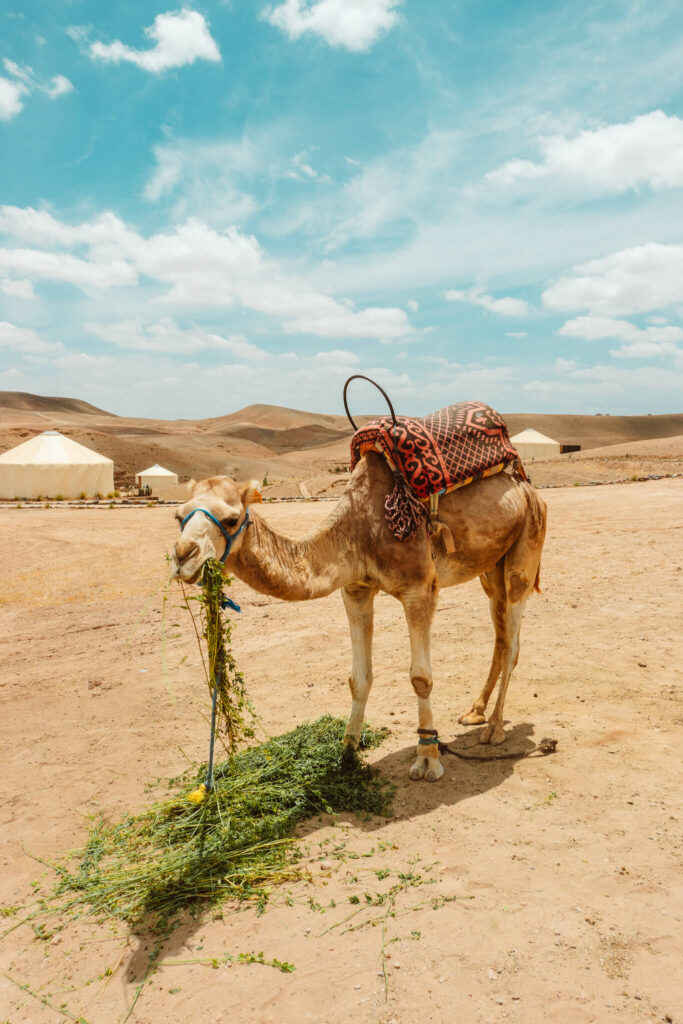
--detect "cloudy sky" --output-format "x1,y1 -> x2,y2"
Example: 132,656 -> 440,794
1,0 -> 683,418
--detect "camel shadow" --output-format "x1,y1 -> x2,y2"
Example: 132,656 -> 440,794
119,721 -> 541,989
300,719 -> 540,835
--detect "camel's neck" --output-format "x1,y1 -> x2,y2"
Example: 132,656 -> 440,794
232,506 -> 354,601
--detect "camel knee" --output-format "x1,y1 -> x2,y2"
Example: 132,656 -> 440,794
507,571 -> 530,604
411,675 -> 432,699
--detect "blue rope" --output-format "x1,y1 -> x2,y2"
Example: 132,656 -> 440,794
205,673 -> 220,792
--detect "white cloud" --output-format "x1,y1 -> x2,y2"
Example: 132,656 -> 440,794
558,314 -> 683,359
0,246 -> 137,290
486,111 -> 683,192
0,321 -> 65,355
558,315 -> 683,345
0,205 -> 412,340
47,74 -> 74,98
0,367 -> 24,380
84,319 -> 268,360
0,277 -> 35,299
445,286 -> 529,317
0,60 -> 73,119
263,0 -> 401,52
313,348 -> 359,364
86,9 -> 221,73
506,330 -> 527,337
0,75 -> 28,120
554,357 -> 577,371
285,150 -> 331,184
542,243 -> 683,316
406,299 -> 419,312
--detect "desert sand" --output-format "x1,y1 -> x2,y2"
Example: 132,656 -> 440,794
1,475 -> 682,1024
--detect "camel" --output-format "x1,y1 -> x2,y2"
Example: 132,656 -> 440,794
172,451 -> 546,782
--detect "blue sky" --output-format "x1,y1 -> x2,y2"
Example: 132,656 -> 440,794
1,0 -> 683,418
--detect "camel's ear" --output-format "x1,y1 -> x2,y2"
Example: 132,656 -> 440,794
241,478 -> 263,506
186,478 -> 197,497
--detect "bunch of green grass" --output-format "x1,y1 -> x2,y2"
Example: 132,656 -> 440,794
186,558 -> 255,755
46,716 -> 392,932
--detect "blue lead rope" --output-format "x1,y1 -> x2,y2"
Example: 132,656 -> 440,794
180,506 -> 251,564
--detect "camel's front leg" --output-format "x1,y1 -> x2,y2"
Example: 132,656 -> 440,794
402,583 -> 443,782
341,584 -> 376,754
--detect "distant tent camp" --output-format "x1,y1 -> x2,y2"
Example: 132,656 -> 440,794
135,463 -> 179,497
0,430 -> 114,499
510,428 -> 561,462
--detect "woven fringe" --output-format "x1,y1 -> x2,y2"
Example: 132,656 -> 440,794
384,473 -> 427,541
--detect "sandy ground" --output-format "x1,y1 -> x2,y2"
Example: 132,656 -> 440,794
0,480 -> 682,1024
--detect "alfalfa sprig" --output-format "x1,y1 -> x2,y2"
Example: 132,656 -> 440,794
181,558 -> 256,759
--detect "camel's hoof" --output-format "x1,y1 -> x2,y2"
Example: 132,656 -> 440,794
459,710 -> 486,726
410,756 -> 443,782
341,741 -> 360,770
480,723 -> 505,745
425,761 -> 444,782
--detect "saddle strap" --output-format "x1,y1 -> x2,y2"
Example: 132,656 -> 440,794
427,493 -> 455,555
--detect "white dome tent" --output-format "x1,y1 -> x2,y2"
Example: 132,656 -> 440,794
510,428 -> 561,462
0,431 -> 114,499
135,463 -> 179,497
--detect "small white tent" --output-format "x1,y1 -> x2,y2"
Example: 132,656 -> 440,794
511,428 -> 561,462
136,464 -> 179,497
0,430 -> 114,499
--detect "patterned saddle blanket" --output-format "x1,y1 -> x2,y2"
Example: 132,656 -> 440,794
349,401 -> 523,540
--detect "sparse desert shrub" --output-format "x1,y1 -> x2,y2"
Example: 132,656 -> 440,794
95,492 -> 103,500
262,476 -> 269,487
79,492 -> 87,500
106,491 -> 117,499
55,494 -> 65,502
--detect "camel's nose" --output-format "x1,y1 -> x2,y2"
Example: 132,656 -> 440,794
175,537 -> 199,563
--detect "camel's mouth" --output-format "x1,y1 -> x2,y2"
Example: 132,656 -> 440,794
172,561 -> 202,585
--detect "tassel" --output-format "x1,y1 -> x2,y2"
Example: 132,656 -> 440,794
384,472 -> 427,541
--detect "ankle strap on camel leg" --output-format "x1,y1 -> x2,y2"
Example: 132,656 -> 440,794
417,727 -> 439,746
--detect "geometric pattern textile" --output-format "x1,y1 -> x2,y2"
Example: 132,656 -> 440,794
349,401 -> 523,503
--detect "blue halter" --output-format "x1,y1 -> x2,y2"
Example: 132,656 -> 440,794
179,506 -> 250,564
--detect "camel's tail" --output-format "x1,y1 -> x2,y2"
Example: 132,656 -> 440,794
533,563 -> 542,594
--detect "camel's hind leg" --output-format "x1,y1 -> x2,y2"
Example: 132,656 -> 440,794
342,584 -> 376,752
458,562 -> 506,727
461,491 -> 546,745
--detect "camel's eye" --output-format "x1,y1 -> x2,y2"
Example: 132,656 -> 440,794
222,515 -> 239,529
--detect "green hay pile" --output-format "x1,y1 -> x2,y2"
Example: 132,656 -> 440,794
191,558 -> 254,754
48,716 -> 393,931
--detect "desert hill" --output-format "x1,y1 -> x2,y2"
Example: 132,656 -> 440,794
0,392 -> 681,492
0,391 -> 115,418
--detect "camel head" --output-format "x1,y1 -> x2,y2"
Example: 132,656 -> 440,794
172,475 -> 260,583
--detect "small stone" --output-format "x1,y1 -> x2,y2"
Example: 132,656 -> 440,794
496,998 -> 504,1005
487,969 -> 497,980
319,860 -> 332,871
354,984 -> 361,990
439,976 -> 447,983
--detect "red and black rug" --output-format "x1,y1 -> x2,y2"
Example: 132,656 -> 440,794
349,401 -> 523,540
